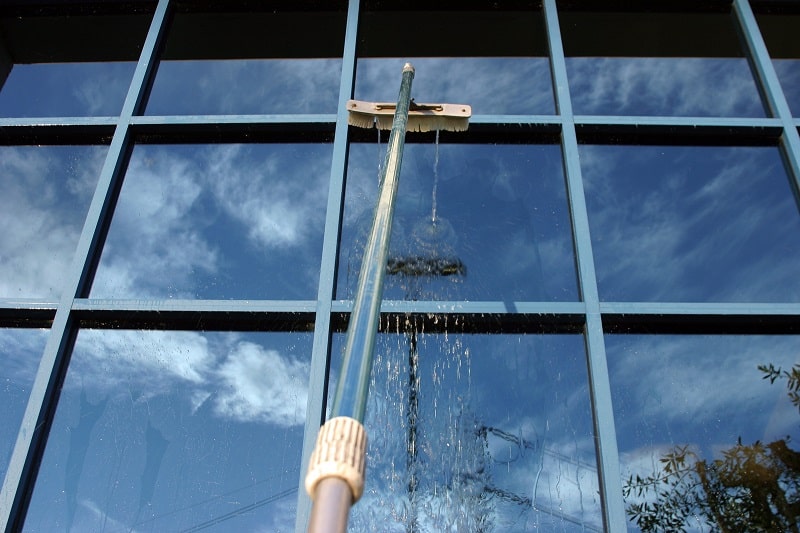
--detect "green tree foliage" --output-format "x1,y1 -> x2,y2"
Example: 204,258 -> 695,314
623,364 -> 800,532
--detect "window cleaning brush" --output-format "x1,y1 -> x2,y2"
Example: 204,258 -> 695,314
304,63 -> 470,533
347,99 -> 471,132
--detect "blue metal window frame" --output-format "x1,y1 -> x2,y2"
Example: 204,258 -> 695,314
0,0 -> 798,531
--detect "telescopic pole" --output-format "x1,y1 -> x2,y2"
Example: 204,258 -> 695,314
305,63 -> 415,533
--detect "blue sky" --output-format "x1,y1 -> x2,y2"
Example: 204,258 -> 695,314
1,10 -> 800,532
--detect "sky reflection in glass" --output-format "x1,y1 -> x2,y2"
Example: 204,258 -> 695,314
91,143 -> 331,300
567,57 -> 765,117
146,59 -> 342,116
580,144 -> 800,302
330,332 -> 600,532
562,10 -> 765,118
356,58 -> 554,116
607,335 -> 800,532
0,145 -> 105,299
0,62 -> 136,117
0,328 -> 47,484
338,142 -> 576,302
24,330 -> 310,533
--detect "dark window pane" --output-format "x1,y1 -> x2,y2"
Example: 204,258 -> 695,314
0,328 -> 47,482
356,6 -> 553,115
25,330 -> 310,532
91,143 -> 331,300
580,145 -> 800,302
331,332 -> 600,531
145,8 -> 345,115
0,13 -> 148,117
338,143 -> 577,301
561,10 -> 766,117
608,335 -> 800,532
757,13 -> 800,116
0,145 -> 106,299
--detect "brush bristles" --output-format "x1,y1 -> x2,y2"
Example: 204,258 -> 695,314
349,113 -> 470,133
347,100 -> 471,132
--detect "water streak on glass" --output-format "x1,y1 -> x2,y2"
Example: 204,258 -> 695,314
608,335 -> 800,532
0,145 -> 106,299
330,329 -> 600,531
339,143 -> 577,301
91,143 -> 331,300
24,330 -> 311,532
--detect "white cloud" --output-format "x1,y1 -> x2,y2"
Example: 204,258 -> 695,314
67,330 -> 309,429
0,146 -> 106,298
214,341 -> 308,427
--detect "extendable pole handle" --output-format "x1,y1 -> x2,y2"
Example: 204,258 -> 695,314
305,64 -> 416,533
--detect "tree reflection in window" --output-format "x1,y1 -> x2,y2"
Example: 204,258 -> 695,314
623,364 -> 800,532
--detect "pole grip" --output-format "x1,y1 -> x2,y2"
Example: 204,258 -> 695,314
305,416 -> 367,503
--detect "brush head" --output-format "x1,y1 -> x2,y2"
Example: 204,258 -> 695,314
347,99 -> 471,132
386,256 -> 466,277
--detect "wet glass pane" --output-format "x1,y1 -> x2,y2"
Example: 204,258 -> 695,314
0,13 -> 147,117
580,145 -> 800,302
145,8 -> 345,115
757,13 -> 800,116
330,331 -> 600,531
356,7 -> 553,115
561,10 -> 766,117
338,142 -> 577,301
91,143 -> 331,300
0,328 -> 47,483
25,329 -> 310,532
608,335 -> 800,532
0,145 -> 106,299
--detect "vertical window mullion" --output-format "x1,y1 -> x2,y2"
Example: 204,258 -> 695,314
734,0 -> 800,208
295,0 -> 360,530
542,1 -> 626,531
0,1 -> 172,530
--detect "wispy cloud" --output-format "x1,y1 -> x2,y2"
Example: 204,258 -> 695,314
0,146 -> 105,298
567,57 -> 765,117
356,57 -> 554,115
147,59 -> 341,115
581,145 -> 800,302
91,143 -> 329,299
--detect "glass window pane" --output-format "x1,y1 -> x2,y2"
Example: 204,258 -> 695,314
0,328 -> 47,482
25,329 -> 310,532
0,13 -> 148,117
330,332 -> 600,531
145,8 -> 345,115
338,142 -> 577,301
757,13 -> 800,116
561,9 -> 766,117
0,145 -> 106,299
608,335 -> 800,532
356,6 -> 553,115
580,144 -> 800,302
91,143 -> 331,300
